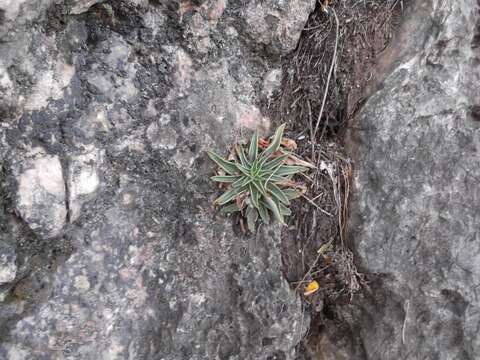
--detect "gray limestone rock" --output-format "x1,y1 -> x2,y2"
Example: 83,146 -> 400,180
70,0 -> 105,15
344,0 -> 480,359
0,241 -> 16,286
241,0 -> 316,54
68,146 -> 103,222
13,149 -> 67,239
0,0 -> 313,359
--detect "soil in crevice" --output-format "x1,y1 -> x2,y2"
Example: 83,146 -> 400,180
266,0 -> 423,358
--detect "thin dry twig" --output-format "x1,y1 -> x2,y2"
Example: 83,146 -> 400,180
301,194 -> 333,217
312,8 -> 340,142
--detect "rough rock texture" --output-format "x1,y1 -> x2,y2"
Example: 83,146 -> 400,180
346,0 -> 480,359
14,150 -> 67,239
0,0 -> 315,359
0,241 -> 16,286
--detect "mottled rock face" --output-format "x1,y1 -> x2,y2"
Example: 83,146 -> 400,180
0,0 -> 314,359
0,241 -> 16,287
346,0 -> 480,358
14,150 -> 67,239
70,0 -> 105,15
242,0 -> 315,54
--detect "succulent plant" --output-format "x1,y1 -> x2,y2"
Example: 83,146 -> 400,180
207,124 -> 307,232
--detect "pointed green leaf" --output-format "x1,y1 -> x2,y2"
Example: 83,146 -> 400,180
279,203 -> 292,216
262,154 -> 289,172
262,163 -> 291,186
232,176 -> 251,188
258,152 -> 272,168
268,183 -> 290,205
251,160 -> 260,175
248,131 -> 259,161
257,201 -> 270,224
251,179 -> 267,196
214,185 -> 246,205
283,188 -> 302,200
220,203 -> 241,214
261,124 -> 285,158
236,163 -> 251,177
249,183 -> 260,209
262,174 -> 291,183
246,206 -> 258,233
207,151 -> 239,175
276,165 -> 307,176
264,196 -> 284,225
211,175 -> 241,183
232,177 -> 244,188
241,176 -> 253,187
236,145 -> 250,167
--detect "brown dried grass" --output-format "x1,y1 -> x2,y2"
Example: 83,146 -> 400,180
272,0 -> 402,307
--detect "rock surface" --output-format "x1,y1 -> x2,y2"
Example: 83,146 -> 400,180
14,150 -> 67,239
345,0 -> 480,359
0,241 -> 16,286
0,0 -> 315,359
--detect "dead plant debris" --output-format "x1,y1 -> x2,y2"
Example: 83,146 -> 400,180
266,0 -> 403,316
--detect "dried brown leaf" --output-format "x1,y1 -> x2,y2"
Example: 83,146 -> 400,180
227,146 -> 237,161
277,180 -> 308,193
281,138 -> 298,150
235,193 -> 247,210
286,154 -> 316,168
